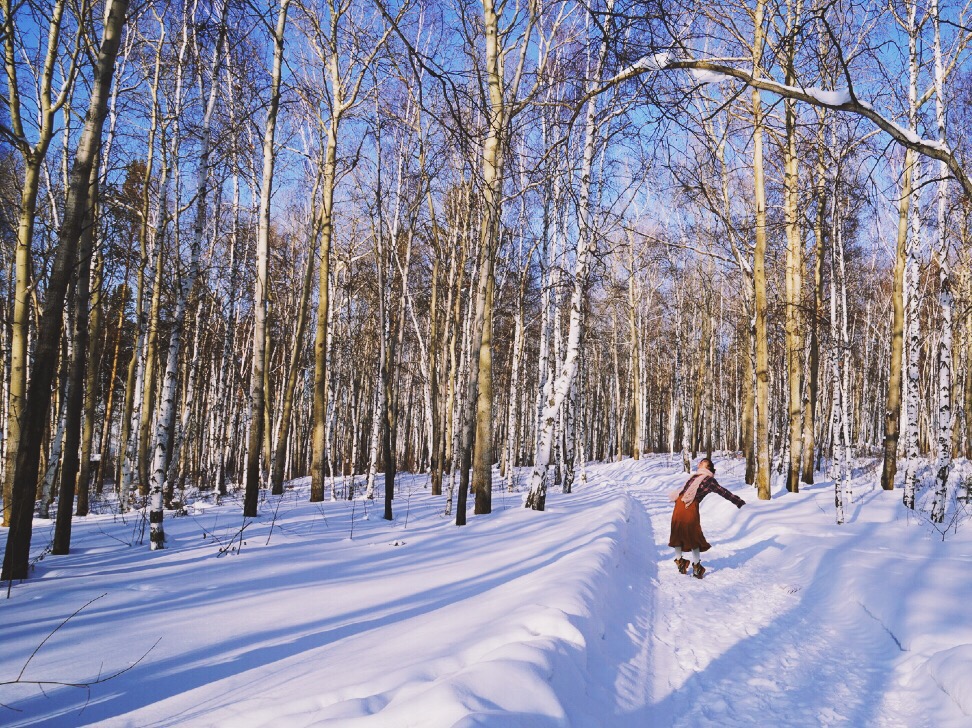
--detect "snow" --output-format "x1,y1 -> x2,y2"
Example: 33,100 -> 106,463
819,96 -> 950,153
620,52 -> 671,77
2,456 -> 971,726
689,68 -> 730,85
803,87 -> 851,106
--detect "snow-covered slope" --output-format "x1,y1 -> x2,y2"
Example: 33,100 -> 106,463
1,456 -> 969,726
613,456 -> 972,727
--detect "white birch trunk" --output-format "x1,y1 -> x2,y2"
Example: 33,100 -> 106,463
930,0 -> 953,522
534,173 -> 559,455
903,168 -> 923,509
679,348 -> 692,472
629,238 -> 643,459
244,0 -> 291,516
505,287 -> 525,491
326,266 -> 340,499
577,355 -> 588,484
837,202 -> 853,507
446,252 -> 477,516
562,385 -> 576,493
164,298 -> 205,501
524,0 -> 612,509
364,371 -> 383,500
902,0 -> 923,511
148,2 -> 227,548
120,59 -> 167,509
830,249 -> 845,524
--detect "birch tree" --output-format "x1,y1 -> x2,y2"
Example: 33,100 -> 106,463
147,0 -> 228,547
244,0 -> 291,517
800,112 -> 827,484
525,0 -> 610,510
1,0 -> 83,525
462,0 -> 548,519
750,0 -> 772,500
52,161 -> 99,554
118,18 -> 165,507
2,0 -> 130,581
781,0 -> 805,494
302,0 -> 402,503
629,235 -> 643,461
269,153 -> 322,495
928,0 -> 960,523
902,0 -> 925,511
828,179 -> 852,524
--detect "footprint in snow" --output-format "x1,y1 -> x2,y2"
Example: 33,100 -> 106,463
747,677 -> 780,692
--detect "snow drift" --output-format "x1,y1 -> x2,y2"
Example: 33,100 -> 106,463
1,456 -> 970,726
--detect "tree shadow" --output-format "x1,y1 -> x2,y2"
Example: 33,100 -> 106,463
618,519 -> 909,727
4,490 -> 623,726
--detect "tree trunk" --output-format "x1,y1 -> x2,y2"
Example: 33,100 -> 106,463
473,272 -> 495,514
428,250 -> 442,494
117,39 -> 162,498
612,308 -> 623,461
457,250 -> 485,525
965,294 -> 972,460
677,302 -> 692,473
39,324 -> 71,519
382,288 -> 398,520
525,1 -> 608,508
1,0 -> 73,527
3,161 -> 41,527
95,282 -> 127,494
52,164 -> 98,553
751,0 -> 772,501
783,11 -> 804,493
965,283 -> 972,460
504,264 -> 528,491
830,195 -> 848,524
802,127 -> 828,484
930,2 -> 953,523
741,314 -> 756,483
164,299 -> 206,506
469,0 -> 518,517
149,1 -> 228,545
76,249 -> 103,516
881,147 -> 914,490
902,0 -> 922,511
245,0 -> 291,517
630,241 -> 642,460
2,0 -> 129,581
310,134 -> 338,503
270,216 -> 318,494
137,217 -> 168,496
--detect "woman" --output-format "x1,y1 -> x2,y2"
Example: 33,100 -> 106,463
668,458 -> 745,579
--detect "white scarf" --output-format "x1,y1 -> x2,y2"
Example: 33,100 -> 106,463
670,467 -> 714,504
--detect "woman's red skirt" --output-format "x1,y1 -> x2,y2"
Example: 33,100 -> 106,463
668,498 -> 711,552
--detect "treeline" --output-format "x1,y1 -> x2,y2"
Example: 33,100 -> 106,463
2,0 -> 972,580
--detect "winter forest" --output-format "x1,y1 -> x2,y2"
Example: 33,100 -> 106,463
2,0 -> 972,724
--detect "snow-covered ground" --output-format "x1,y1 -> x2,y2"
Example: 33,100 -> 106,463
1,456 -> 970,726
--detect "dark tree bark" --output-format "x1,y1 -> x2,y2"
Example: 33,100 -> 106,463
52,166 -> 98,555
3,0 -> 130,581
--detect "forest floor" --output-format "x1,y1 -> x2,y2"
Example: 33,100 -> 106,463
1,455 -> 971,726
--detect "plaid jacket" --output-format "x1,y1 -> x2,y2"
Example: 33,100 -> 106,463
681,474 -> 745,508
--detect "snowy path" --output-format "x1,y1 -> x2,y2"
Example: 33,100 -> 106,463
592,456 -> 968,727
2,456 -> 970,726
